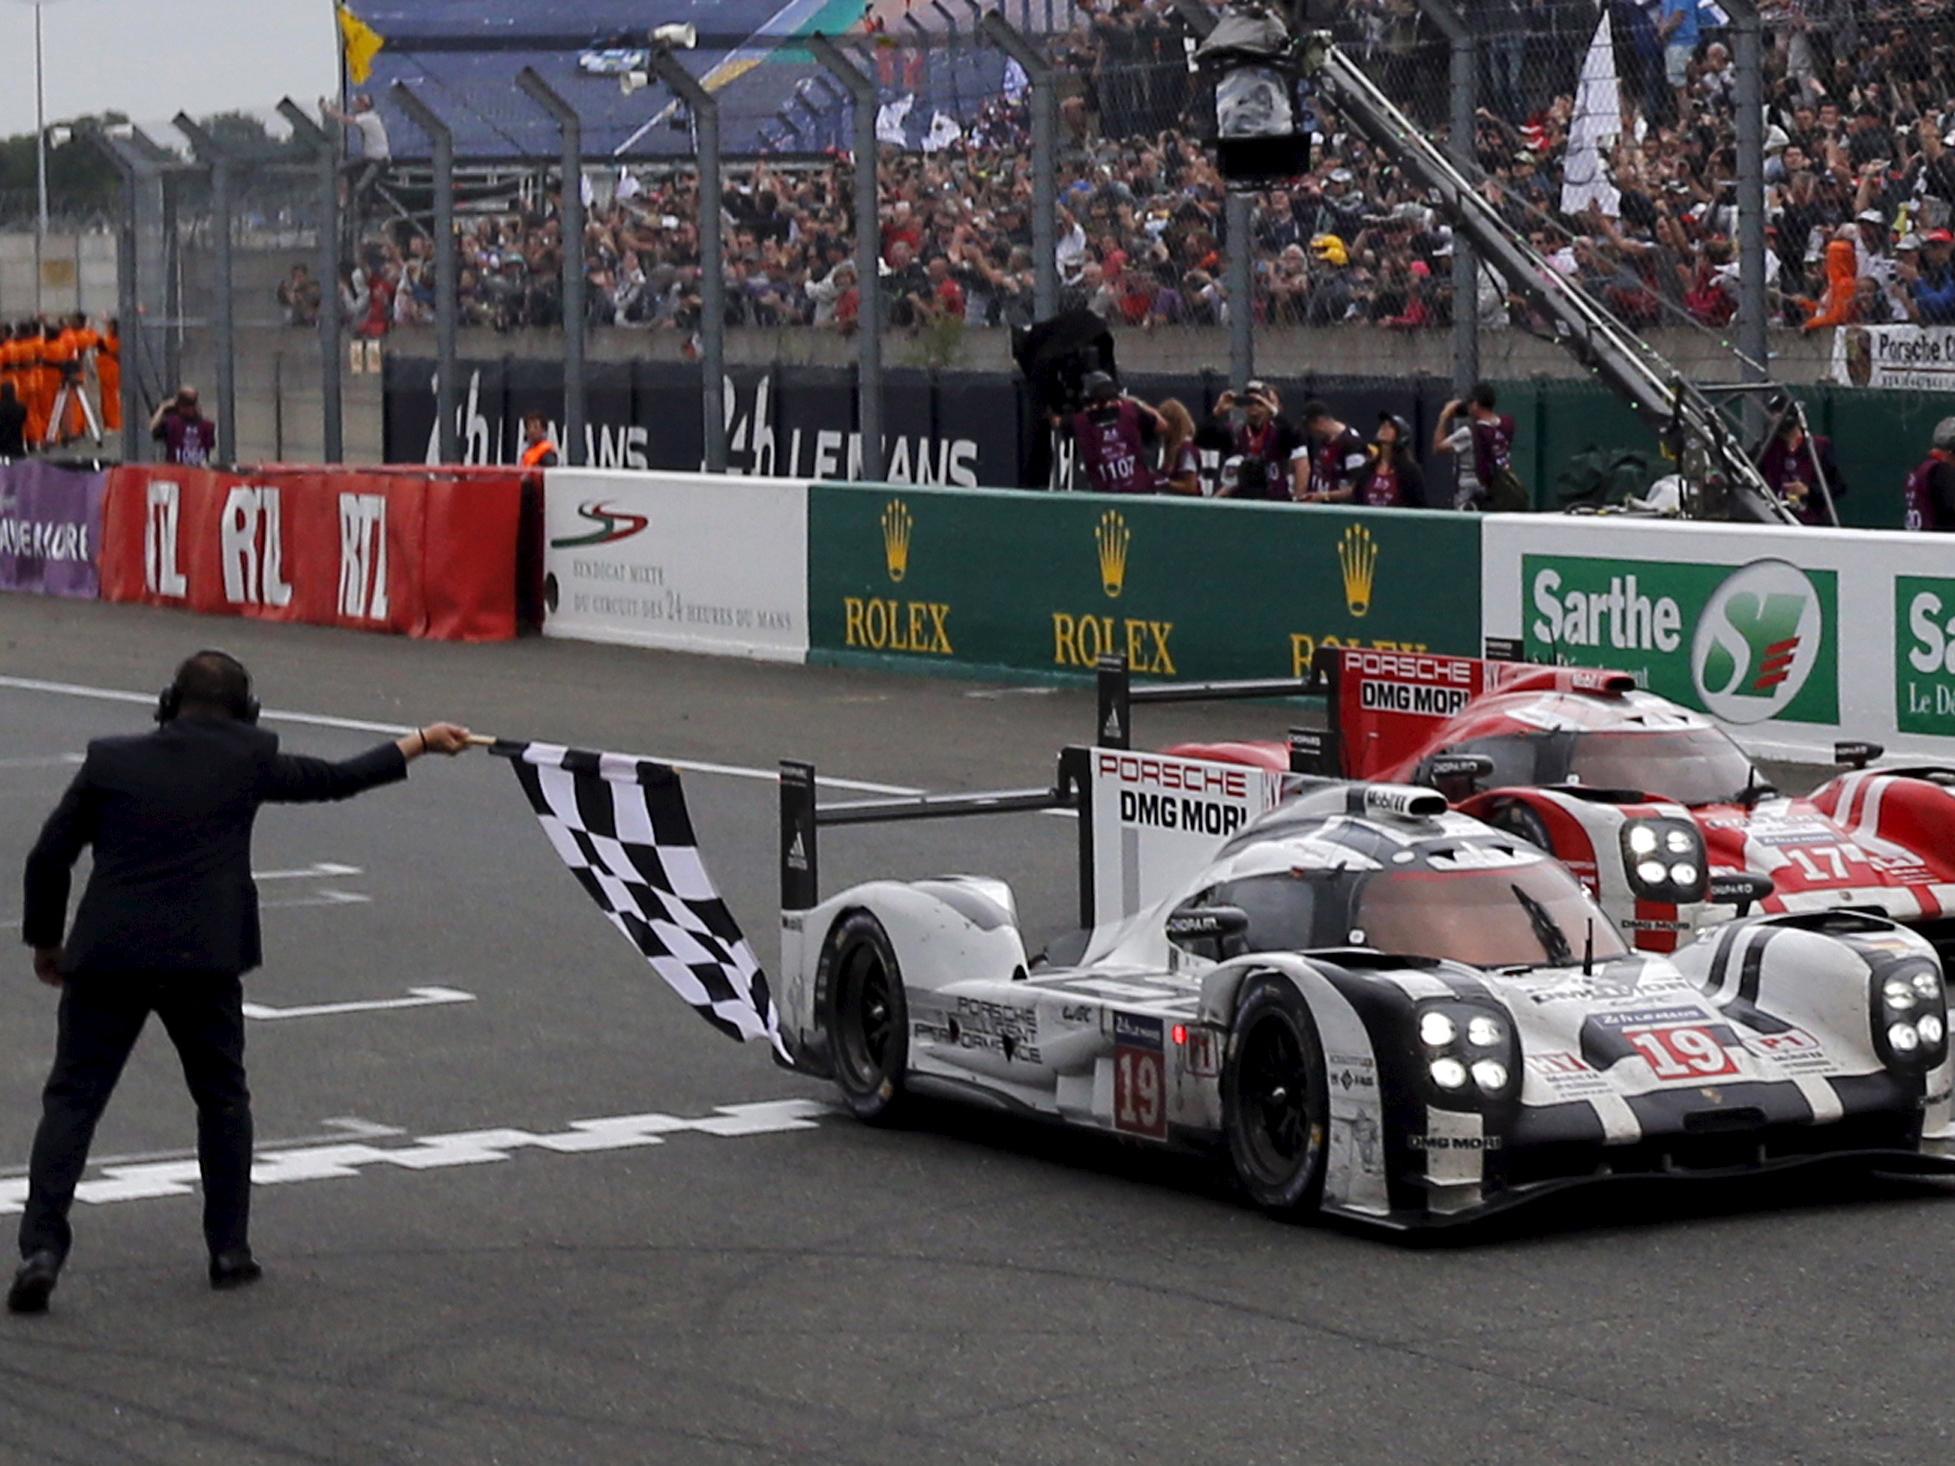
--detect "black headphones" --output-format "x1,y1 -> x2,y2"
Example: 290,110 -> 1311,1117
156,649 -> 261,726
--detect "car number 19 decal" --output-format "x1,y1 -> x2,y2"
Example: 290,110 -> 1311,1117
1621,1022 -> 1742,1081
1112,1012 -> 1168,1139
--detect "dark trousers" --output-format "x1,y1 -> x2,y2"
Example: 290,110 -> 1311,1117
18,973 -> 252,1263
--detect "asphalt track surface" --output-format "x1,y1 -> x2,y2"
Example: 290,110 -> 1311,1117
0,596 -> 1950,1466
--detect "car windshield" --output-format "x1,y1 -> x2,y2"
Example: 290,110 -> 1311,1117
1355,860 -> 1628,969
1567,728 -> 1758,806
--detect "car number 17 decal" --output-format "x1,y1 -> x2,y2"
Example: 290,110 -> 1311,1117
1112,1012 -> 1168,1139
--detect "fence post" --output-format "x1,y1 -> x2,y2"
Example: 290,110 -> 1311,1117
82,125 -> 150,462
977,12 -> 1058,321
1728,0 -> 1769,435
1414,0 -> 1479,398
172,116 -> 233,466
1226,193 -> 1254,388
647,50 -> 728,473
808,35 -> 885,482
516,68 -> 586,467
391,83 -> 460,465
278,99 -> 342,463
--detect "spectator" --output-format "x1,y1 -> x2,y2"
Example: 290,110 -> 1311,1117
1658,0 -> 1704,125
0,381 -> 25,458
1154,398 -> 1203,496
1759,415 -> 1846,524
1434,384 -> 1526,512
1205,381 -> 1307,501
1296,399 -> 1371,504
882,240 -> 936,329
276,264 -> 321,328
322,94 -> 391,214
1355,413 -> 1427,508
149,386 -> 217,467
1903,417 -> 1955,532
1907,228 -> 1955,323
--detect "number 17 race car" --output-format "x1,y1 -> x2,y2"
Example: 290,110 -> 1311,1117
1157,648 -> 1955,967
766,729 -> 1955,1230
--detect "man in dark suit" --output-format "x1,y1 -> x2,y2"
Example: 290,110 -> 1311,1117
8,650 -> 472,1314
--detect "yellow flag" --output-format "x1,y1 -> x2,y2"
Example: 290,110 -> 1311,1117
337,4 -> 386,86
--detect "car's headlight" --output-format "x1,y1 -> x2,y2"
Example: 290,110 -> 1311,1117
1873,958 -> 1950,1070
1415,1000 -> 1520,1104
1620,818 -> 1708,902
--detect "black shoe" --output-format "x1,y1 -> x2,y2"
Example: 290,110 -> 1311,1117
6,1251 -> 61,1315
208,1249 -> 262,1291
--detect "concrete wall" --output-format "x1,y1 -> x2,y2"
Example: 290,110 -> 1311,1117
0,230 -> 118,318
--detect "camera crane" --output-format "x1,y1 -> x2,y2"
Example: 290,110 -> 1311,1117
1292,32 -> 1798,524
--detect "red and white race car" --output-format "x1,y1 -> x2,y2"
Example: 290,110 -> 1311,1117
1164,648 -> 1955,965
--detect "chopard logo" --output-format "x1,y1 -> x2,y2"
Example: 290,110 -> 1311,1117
1096,508 -> 1131,598
882,499 -> 912,583
551,500 -> 649,548
1339,524 -> 1378,618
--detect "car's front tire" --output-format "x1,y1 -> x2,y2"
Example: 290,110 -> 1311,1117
1222,975 -> 1329,1216
820,912 -> 911,1124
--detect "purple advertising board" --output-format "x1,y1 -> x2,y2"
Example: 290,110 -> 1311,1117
0,460 -> 107,599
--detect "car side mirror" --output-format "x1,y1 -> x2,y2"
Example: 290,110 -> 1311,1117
1421,753 -> 1495,799
1166,902 -> 1250,959
1835,740 -> 1884,771
1707,871 -> 1774,917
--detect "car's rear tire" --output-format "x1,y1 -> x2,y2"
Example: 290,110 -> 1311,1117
1222,975 -> 1329,1216
821,913 -> 911,1124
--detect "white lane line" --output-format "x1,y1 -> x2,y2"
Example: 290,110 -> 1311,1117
0,1099 -> 831,1216
0,889 -> 371,931
0,1118 -> 405,1180
254,862 -> 363,881
0,752 -> 85,768
242,985 -> 475,1021
0,674 -> 920,796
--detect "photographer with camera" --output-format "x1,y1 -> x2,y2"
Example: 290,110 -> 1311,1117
149,385 -> 218,468
1205,380 -> 1307,501
1070,372 -> 1165,495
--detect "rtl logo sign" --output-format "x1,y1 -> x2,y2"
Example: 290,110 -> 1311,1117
338,492 -> 389,621
144,480 -> 187,597
220,486 -> 292,606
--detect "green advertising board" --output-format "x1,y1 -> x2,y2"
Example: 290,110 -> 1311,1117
806,485 -> 1483,682
1520,554 -> 1839,728
1896,575 -> 1955,737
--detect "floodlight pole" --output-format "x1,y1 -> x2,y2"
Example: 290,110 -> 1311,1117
516,67 -> 586,466
809,34 -> 885,481
978,11 -> 1058,321
279,98 -> 343,462
647,49 -> 728,473
391,83 -> 460,464
173,115 -> 233,465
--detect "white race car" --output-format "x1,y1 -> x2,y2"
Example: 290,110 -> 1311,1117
773,744 -> 1955,1229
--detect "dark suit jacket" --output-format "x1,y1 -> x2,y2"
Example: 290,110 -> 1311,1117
22,717 -> 408,977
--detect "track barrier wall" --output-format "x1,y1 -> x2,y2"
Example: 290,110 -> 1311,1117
98,464 -> 528,641
0,460 -> 107,599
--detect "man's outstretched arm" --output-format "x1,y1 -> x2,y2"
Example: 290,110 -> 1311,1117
263,722 -> 473,804
23,763 -> 96,983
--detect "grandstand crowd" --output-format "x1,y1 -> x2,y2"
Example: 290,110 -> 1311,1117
306,0 -> 1955,344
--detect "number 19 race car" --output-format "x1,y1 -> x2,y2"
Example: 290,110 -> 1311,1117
771,737 -> 1955,1230
1155,648 -> 1955,966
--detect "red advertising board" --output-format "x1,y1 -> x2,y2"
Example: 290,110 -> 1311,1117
99,465 -> 526,641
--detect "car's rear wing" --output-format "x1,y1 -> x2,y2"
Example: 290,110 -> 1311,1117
1314,641 -> 1639,782
1093,654 -> 1329,773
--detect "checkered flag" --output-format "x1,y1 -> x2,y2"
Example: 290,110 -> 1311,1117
493,742 -> 784,1056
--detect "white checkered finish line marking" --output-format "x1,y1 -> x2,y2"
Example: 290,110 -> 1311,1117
0,1101 -> 829,1216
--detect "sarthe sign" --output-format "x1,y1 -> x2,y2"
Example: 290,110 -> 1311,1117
1829,324 -> 1955,392
807,484 -> 1482,683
